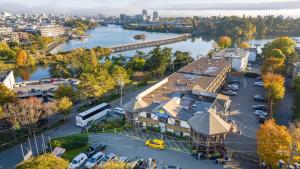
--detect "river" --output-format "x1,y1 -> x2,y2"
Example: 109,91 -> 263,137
14,24 -> 300,82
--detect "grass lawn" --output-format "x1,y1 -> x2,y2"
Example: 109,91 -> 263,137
62,144 -> 90,161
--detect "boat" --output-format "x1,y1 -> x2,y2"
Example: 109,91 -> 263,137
133,34 -> 146,40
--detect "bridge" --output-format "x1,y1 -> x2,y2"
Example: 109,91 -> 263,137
109,34 -> 191,53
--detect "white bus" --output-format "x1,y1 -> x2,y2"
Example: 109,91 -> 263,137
76,103 -> 111,127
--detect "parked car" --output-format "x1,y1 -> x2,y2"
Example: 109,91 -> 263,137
69,153 -> 88,169
145,139 -> 166,150
254,95 -> 267,102
245,72 -> 260,78
252,105 -> 267,111
222,86 -> 238,92
85,143 -> 107,157
259,115 -> 266,124
254,81 -> 264,87
119,156 -> 130,163
227,84 -> 239,90
128,157 -> 146,169
113,107 -> 125,115
102,153 -> 116,163
85,152 -> 105,169
221,90 -> 237,96
227,80 -> 241,85
254,110 -> 268,116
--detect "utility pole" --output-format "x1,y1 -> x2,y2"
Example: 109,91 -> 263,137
20,144 -> 25,160
28,137 -> 32,152
42,134 -> 46,153
33,133 -> 39,156
119,80 -> 124,108
48,136 -> 53,152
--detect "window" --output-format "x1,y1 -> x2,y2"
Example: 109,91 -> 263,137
158,117 -> 168,123
146,113 -> 151,118
81,104 -> 111,120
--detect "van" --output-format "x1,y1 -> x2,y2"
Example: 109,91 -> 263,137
69,153 -> 88,169
85,152 -> 105,169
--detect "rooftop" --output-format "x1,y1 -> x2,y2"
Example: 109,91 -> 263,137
212,48 -> 250,59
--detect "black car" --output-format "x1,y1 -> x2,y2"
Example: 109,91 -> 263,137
128,157 -> 146,169
245,72 -> 261,78
254,95 -> 267,102
252,105 -> 267,111
221,90 -> 237,96
85,143 -> 107,157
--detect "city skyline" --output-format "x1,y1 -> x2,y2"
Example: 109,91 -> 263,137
0,0 -> 300,17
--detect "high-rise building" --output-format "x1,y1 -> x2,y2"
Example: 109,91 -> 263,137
153,11 -> 159,21
142,9 -> 147,16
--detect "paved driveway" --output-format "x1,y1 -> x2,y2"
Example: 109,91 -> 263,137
228,76 -> 266,138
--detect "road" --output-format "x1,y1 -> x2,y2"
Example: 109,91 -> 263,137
0,84 -> 151,169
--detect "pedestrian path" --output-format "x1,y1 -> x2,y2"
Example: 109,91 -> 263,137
119,130 -> 191,154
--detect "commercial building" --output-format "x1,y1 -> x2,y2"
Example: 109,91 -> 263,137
211,48 -> 250,72
38,25 -> 65,37
0,71 -> 15,89
124,57 -> 232,154
0,27 -> 13,35
153,11 -> 159,21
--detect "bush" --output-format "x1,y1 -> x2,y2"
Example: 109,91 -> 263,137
17,154 -> 68,169
50,134 -> 88,150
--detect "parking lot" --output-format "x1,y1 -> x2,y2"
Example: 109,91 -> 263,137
228,76 -> 266,138
88,133 -> 243,169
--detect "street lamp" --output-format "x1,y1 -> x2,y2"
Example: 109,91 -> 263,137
118,80 -> 124,108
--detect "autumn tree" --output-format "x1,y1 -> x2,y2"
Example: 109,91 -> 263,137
17,154 -> 68,169
238,41 -> 250,49
262,73 -> 285,116
261,57 -> 285,75
257,119 -> 293,168
98,160 -> 127,169
54,84 -> 74,99
218,36 -> 232,49
0,84 -> 16,105
16,49 -> 28,66
57,97 -> 73,121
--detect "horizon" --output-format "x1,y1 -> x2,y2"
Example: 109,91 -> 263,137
0,0 -> 300,17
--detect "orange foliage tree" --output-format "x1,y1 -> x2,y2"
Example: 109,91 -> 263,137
16,49 -> 28,66
218,36 -> 232,48
262,73 -> 285,116
261,57 -> 285,75
239,41 -> 250,48
257,119 -> 292,168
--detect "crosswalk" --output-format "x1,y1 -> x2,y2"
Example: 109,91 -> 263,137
119,130 -> 191,154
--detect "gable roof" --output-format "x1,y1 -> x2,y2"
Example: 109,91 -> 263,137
188,110 -> 231,136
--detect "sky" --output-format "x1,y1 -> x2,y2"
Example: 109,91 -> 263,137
0,0 -> 300,17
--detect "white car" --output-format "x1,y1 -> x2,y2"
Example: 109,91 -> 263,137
102,153 -> 116,163
227,84 -> 238,90
85,152 -> 105,169
254,110 -> 268,116
69,153 -> 88,169
254,81 -> 264,87
114,107 -> 125,115
119,156 -> 130,163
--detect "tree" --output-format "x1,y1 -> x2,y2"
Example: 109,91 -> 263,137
173,51 -> 194,71
0,84 -> 16,105
79,66 -> 115,98
54,84 -> 74,99
98,160 -> 127,169
262,73 -> 285,116
146,46 -> 172,77
261,57 -> 285,75
257,119 -> 292,168
17,154 -> 68,169
217,36 -> 232,48
263,37 -> 297,63
57,97 -> 73,121
16,49 -> 28,66
111,65 -> 130,86
270,49 -> 286,59
126,56 -> 146,71
239,41 -> 250,48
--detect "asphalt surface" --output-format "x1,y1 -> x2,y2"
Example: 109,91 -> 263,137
0,84 -> 151,169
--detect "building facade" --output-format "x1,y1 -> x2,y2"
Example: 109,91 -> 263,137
38,25 -> 65,37
0,71 -> 15,89
0,27 -> 13,35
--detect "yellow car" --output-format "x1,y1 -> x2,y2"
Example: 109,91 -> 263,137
145,139 -> 166,150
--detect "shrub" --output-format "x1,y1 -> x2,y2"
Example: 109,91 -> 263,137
50,134 -> 88,150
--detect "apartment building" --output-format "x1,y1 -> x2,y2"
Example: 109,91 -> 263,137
38,25 -> 65,37
0,27 -> 13,35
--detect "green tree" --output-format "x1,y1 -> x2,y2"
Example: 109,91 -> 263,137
173,51 -> 194,71
146,46 -> 172,77
0,84 -> 16,105
126,56 -> 146,71
54,84 -> 74,99
57,97 -> 73,121
17,154 -> 68,169
218,36 -> 232,48
0,42 -> 16,60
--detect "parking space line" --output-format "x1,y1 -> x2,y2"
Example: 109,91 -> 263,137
177,140 -> 190,153
164,137 -> 174,149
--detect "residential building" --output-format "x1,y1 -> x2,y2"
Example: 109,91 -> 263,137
142,9 -> 148,16
153,11 -> 159,21
0,71 -> 15,89
0,27 -> 13,35
124,57 -> 232,154
211,48 -> 250,72
38,25 -> 65,37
